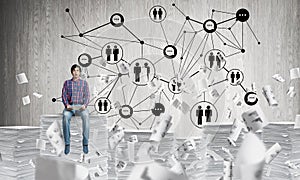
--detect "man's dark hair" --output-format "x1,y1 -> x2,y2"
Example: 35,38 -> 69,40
71,64 -> 81,73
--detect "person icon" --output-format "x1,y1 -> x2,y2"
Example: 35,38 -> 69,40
153,8 -> 157,20
134,63 -> 141,82
209,52 -> 215,68
113,45 -> 119,61
106,45 -> 112,61
236,72 -> 240,81
216,52 -> 221,68
144,62 -> 150,81
98,99 -> 102,112
171,79 -> 176,91
205,105 -> 212,122
158,8 -> 163,20
103,100 -> 108,111
176,81 -> 182,91
196,106 -> 204,125
230,72 -> 235,84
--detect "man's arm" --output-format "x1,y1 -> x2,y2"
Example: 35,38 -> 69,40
62,81 -> 70,108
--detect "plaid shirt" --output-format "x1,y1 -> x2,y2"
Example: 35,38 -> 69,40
62,78 -> 90,108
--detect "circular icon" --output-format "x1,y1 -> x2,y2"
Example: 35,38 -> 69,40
244,91 -> 258,106
203,19 -> 217,33
94,97 -> 111,114
110,13 -> 125,27
236,8 -> 250,22
151,103 -> 165,116
119,105 -> 133,119
226,69 -> 244,86
129,58 -> 156,86
163,45 -> 177,59
101,42 -> 123,64
149,5 -> 167,23
190,101 -> 218,128
168,77 -> 184,94
204,49 -> 226,71
78,53 -> 92,67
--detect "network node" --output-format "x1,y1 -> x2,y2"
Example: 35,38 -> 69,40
119,105 -> 133,119
79,33 -> 83,37
60,35 -> 64,38
203,19 -> 217,33
236,8 -> 250,22
78,53 -> 92,67
204,49 -> 227,71
140,41 -> 144,45
65,8 -> 69,12
129,58 -> 156,86
172,3 -> 175,6
168,77 -> 184,94
190,101 -> 218,129
118,73 -> 122,77
186,16 -> 190,20
244,91 -> 258,106
241,49 -> 245,53
163,45 -> 177,59
101,42 -> 123,65
94,97 -> 111,114
110,13 -> 125,27
151,103 -> 165,116
258,42 -> 261,45
52,98 -> 56,102
228,27 -> 231,30
212,9 -> 215,12
226,69 -> 244,86
224,43 -> 227,45
149,5 -> 167,23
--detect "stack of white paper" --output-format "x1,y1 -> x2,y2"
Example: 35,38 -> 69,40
0,126 -> 41,180
39,114 -> 108,180
288,123 -> 300,179
203,123 -> 247,180
114,130 -> 174,180
262,122 -> 293,179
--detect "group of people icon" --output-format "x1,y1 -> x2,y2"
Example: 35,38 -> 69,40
134,62 -> 151,82
230,71 -> 241,84
152,8 -> 164,20
106,45 -> 120,62
171,79 -> 182,92
196,105 -> 212,125
209,52 -> 224,69
98,99 -> 109,112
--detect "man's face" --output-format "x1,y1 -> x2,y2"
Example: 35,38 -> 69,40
72,67 -> 81,79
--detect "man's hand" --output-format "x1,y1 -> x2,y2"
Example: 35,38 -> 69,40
66,105 -> 73,110
80,105 -> 86,110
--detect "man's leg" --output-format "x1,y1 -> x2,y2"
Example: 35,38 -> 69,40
62,109 -> 74,154
79,109 -> 90,153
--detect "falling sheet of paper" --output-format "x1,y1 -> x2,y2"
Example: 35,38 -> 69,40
35,156 -> 89,180
46,120 -> 65,155
272,74 -> 285,82
290,67 -> 300,80
287,86 -> 296,98
262,85 -> 278,107
242,105 -> 269,132
22,95 -> 30,105
265,143 -> 282,164
16,72 -> 28,84
33,92 -> 43,98
150,114 -> 172,142
234,132 -> 266,180
108,125 -> 125,150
